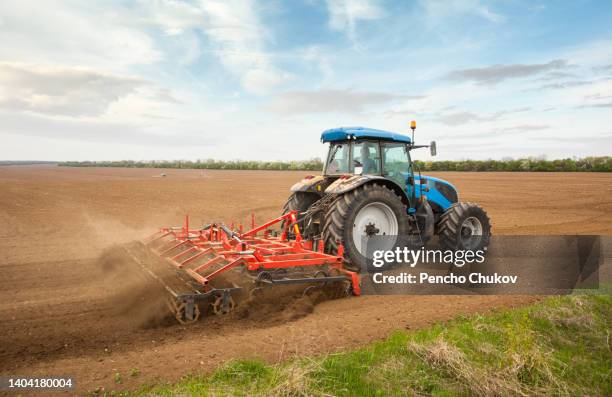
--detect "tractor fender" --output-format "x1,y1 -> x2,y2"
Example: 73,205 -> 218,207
290,175 -> 327,195
324,175 -> 410,204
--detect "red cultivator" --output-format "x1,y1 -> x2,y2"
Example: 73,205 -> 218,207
143,211 -> 361,324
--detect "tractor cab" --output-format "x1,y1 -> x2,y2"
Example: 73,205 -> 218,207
322,127 -> 414,174
320,126 -> 436,209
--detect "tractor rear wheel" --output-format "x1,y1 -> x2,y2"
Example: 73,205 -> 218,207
322,183 -> 409,271
438,202 -> 491,251
281,192 -> 320,233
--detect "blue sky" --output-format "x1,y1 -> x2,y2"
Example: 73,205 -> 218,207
0,0 -> 611,161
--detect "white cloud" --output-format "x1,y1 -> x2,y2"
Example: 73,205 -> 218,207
446,59 -> 571,84
419,0 -> 505,25
199,0 -> 292,94
268,89 -> 423,114
132,0 -> 207,64
326,0 -> 385,41
499,124 -> 549,131
0,62 -> 145,117
431,108 -> 532,126
131,0 -> 291,89
434,111 -> 481,125
475,6 -> 505,23
301,46 -> 335,83
563,38 -> 612,67
0,0 -> 291,95
0,108 -> 230,148
138,0 -> 204,36
0,2 -> 609,162
0,1 -> 162,69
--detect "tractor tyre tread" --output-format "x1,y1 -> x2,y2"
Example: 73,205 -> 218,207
322,183 -> 408,271
281,192 -> 320,232
438,202 -> 491,251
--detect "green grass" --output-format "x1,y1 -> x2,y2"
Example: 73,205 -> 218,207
122,295 -> 611,397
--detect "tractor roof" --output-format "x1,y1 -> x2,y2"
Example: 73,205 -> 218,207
321,127 -> 411,144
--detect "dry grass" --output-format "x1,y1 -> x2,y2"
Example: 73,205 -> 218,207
132,295 -> 611,397
409,337 -> 521,396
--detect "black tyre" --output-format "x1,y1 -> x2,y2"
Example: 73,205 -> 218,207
438,202 -> 491,251
281,192 -> 320,232
321,183 -> 409,271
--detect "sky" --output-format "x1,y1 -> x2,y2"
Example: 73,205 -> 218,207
0,0 -> 611,162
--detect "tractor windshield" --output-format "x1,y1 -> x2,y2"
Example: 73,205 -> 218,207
325,142 -> 350,174
382,142 -> 411,190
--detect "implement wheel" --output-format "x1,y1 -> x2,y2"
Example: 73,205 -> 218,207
173,300 -> 200,325
438,202 -> 491,251
212,295 -> 236,315
322,183 -> 409,271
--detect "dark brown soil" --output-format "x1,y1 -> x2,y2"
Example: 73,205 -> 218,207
0,165 -> 610,393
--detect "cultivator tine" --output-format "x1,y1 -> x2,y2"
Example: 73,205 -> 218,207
122,245 -> 180,299
143,212 -> 360,324
192,255 -> 224,274
160,240 -> 191,256
178,247 -> 215,267
170,245 -> 198,263
199,258 -> 244,283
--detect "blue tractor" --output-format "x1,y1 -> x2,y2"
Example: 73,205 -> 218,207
282,124 -> 491,270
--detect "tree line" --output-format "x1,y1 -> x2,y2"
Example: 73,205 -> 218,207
59,156 -> 611,172
59,158 -> 324,171
413,156 -> 611,172
0,161 -> 58,166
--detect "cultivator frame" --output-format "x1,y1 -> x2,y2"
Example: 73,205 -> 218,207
143,211 -> 360,324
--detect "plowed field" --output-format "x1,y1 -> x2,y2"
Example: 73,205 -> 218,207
1,165 -> 610,393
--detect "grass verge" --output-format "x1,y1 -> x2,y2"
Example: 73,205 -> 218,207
125,295 -> 611,396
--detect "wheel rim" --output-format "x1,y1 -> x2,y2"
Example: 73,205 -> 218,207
352,202 -> 398,254
460,216 -> 483,249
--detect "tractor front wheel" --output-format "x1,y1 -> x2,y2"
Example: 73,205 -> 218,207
438,202 -> 491,251
322,183 -> 409,271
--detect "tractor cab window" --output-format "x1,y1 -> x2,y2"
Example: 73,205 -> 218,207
325,143 -> 350,174
382,142 -> 411,189
352,141 -> 381,175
